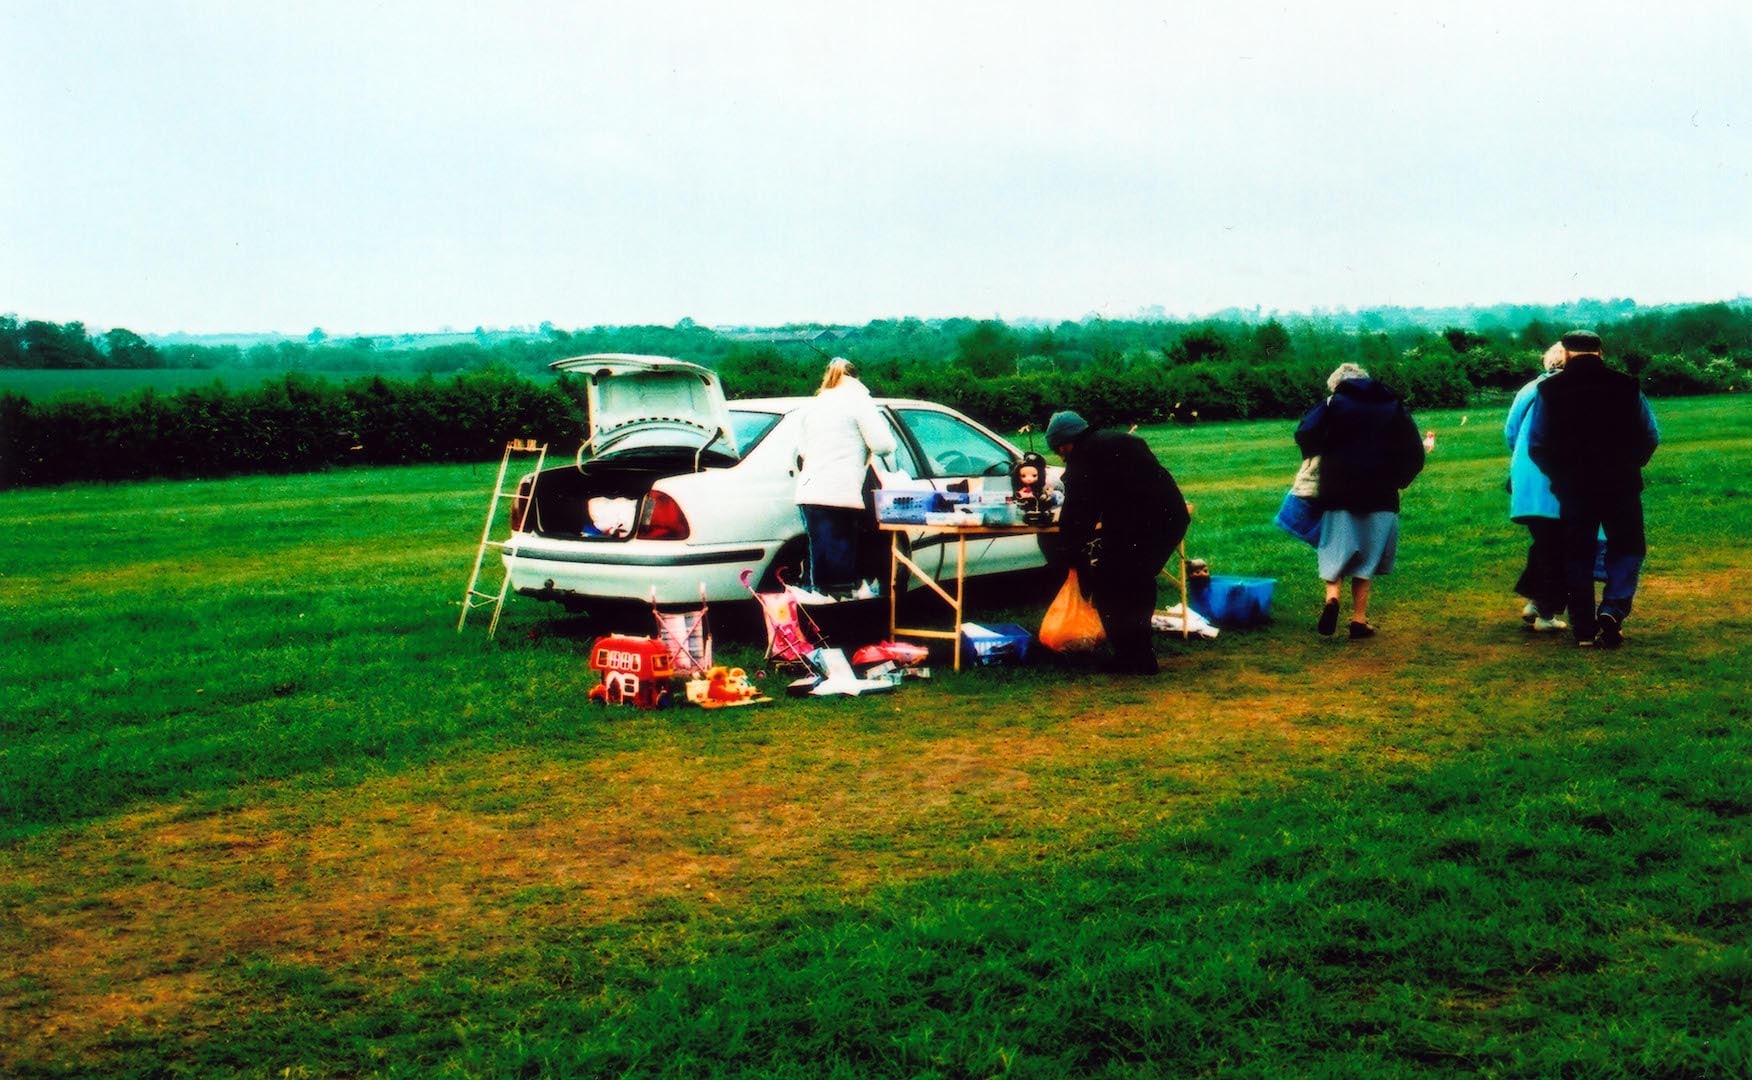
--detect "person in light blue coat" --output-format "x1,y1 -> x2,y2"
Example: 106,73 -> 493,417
1504,343 -> 1568,630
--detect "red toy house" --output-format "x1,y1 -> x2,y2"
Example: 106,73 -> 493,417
588,635 -> 676,709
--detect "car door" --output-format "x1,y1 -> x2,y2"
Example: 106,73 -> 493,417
886,405 -> 1048,579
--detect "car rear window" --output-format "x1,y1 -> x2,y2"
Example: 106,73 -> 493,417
728,409 -> 782,452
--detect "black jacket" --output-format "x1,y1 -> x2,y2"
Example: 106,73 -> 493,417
1528,353 -> 1658,502
1294,378 -> 1425,514
1055,428 -> 1189,578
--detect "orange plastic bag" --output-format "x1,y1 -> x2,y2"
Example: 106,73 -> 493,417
1039,570 -> 1106,652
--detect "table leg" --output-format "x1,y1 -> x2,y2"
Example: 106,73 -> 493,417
952,534 -> 966,672
889,531 -> 900,639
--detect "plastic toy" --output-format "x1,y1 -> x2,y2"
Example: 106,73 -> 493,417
738,567 -> 825,674
685,666 -> 772,708
651,584 -> 712,677
1010,451 -> 1056,526
850,641 -> 931,668
587,635 -> 676,708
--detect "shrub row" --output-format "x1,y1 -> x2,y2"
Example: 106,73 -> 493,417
2,353 -> 1741,489
884,347 -> 1742,434
0,370 -> 581,489
884,350 -> 1479,434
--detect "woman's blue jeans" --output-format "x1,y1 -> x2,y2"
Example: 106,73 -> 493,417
801,504 -> 863,594
1561,493 -> 1645,634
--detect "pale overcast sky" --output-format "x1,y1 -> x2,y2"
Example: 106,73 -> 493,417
2,1 -> 1747,335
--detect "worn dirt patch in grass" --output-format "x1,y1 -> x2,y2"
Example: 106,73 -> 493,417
2,679 -> 1351,1058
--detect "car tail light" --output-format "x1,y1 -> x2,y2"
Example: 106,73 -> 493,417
636,491 -> 690,540
509,475 -> 534,531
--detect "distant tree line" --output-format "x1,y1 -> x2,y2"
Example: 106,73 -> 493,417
1,302 -> 1745,489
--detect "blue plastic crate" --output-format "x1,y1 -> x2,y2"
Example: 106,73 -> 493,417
1188,575 -> 1275,628
876,489 -> 971,525
959,622 -> 1033,666
875,490 -> 933,525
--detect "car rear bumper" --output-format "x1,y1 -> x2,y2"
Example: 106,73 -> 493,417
502,535 -> 779,604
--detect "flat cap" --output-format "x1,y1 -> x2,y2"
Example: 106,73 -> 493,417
1560,329 -> 1603,352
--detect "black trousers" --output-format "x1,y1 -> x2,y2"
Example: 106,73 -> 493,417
1513,517 -> 1567,618
1088,552 -> 1171,675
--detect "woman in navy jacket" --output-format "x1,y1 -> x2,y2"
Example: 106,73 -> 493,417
1295,363 -> 1425,639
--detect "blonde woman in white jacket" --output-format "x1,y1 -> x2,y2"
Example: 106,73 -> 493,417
794,358 -> 897,600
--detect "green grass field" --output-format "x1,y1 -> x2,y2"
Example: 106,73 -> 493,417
2,396 -> 1748,1077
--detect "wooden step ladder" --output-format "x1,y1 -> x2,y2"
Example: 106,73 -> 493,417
458,439 -> 548,637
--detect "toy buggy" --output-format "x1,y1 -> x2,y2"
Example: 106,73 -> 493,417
651,585 -> 712,678
738,567 -> 825,675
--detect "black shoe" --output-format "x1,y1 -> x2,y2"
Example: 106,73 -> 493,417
1348,621 -> 1376,640
1317,599 -> 1340,636
1597,612 -> 1623,648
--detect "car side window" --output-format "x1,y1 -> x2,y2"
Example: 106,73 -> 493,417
894,408 -> 1015,478
879,413 -> 920,477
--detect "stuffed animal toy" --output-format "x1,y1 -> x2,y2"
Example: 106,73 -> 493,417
690,666 -> 772,708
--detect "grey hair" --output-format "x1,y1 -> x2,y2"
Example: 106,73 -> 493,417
1326,362 -> 1369,392
1541,343 -> 1567,373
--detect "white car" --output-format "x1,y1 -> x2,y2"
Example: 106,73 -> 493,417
502,354 -> 1061,611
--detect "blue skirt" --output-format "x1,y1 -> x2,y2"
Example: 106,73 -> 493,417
1317,510 -> 1400,581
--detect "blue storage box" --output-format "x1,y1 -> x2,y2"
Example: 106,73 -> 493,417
1189,575 -> 1275,627
875,489 -> 934,525
959,622 -> 1033,666
876,490 -> 971,525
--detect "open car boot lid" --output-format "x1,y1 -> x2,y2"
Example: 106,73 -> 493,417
550,354 -> 740,462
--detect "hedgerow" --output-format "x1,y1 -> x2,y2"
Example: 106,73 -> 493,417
0,368 -> 579,488
2,319 -> 1744,489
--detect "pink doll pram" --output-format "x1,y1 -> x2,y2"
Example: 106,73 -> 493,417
739,567 -> 825,674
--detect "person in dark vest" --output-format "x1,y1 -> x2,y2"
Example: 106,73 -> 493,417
1528,329 -> 1660,647
1046,410 -> 1190,675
